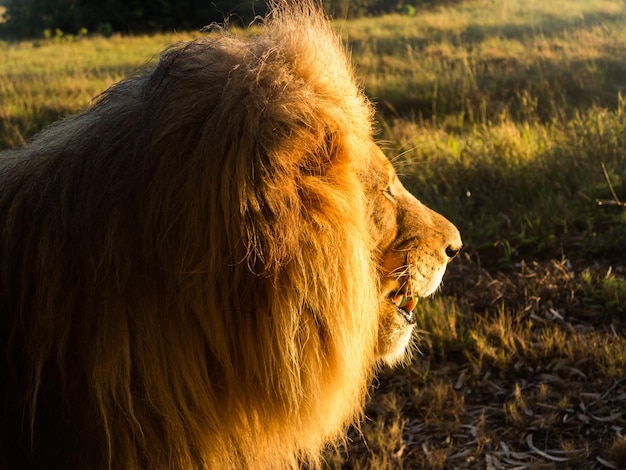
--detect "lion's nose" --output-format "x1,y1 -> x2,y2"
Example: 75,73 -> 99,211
446,245 -> 460,259
443,225 -> 462,261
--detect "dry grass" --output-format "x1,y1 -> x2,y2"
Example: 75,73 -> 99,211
324,257 -> 626,468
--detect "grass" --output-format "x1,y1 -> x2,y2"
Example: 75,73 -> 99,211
0,31 -> 195,147
342,0 -> 626,121
381,105 -> 626,265
1,0 -> 625,467
328,259 -> 626,468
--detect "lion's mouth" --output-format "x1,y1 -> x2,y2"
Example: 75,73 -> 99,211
390,293 -> 417,324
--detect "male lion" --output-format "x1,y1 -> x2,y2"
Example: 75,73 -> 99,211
0,1 -> 461,469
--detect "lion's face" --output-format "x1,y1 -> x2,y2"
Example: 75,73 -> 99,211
361,144 -> 462,364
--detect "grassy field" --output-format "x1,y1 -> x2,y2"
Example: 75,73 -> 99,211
1,0 -> 626,468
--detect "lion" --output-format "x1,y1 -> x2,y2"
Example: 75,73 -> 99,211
0,2 -> 461,469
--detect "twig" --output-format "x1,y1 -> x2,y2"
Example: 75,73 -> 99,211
596,162 -> 626,208
525,434 -> 570,462
597,456 -> 620,469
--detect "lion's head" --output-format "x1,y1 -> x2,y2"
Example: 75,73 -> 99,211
364,144 -> 462,364
0,2 -> 460,469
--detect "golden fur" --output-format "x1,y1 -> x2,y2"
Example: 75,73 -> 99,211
0,2 -> 461,468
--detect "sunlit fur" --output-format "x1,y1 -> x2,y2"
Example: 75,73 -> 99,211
0,1 -> 463,469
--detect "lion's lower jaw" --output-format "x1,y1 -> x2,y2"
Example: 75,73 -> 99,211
379,327 -> 413,367
376,322 -> 415,366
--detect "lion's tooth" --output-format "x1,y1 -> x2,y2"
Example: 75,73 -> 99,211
391,294 -> 417,311
405,298 -> 417,313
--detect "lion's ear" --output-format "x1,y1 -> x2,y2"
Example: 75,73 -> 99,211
298,132 -> 338,177
238,130 -> 348,277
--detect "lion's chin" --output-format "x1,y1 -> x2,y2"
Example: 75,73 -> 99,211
376,301 -> 416,366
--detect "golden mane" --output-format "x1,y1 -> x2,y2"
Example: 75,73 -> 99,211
1,2 -> 382,468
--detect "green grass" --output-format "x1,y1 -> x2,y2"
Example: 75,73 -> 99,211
0,32 -> 194,147
344,0 -> 626,120
1,0 -> 625,467
340,0 -> 626,264
382,105 -> 626,264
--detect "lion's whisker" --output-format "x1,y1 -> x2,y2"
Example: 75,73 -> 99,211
389,264 -> 413,279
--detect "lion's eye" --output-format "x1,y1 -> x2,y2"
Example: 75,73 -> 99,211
382,186 -> 395,202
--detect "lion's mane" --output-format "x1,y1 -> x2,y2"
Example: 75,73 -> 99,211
0,2 -> 382,469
